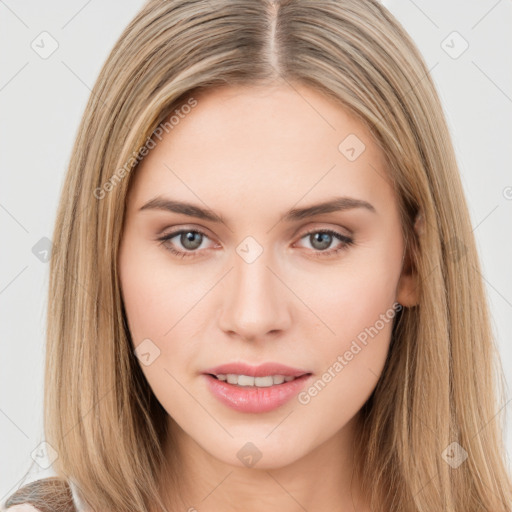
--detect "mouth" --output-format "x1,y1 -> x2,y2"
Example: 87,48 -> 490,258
202,371 -> 313,413
206,372 -> 311,387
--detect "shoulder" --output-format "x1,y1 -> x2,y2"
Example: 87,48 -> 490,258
3,476 -> 76,512
6,506 -> 42,512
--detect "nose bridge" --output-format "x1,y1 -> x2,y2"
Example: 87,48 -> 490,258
218,240 -> 290,339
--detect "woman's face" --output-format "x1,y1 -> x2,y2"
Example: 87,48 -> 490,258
118,83 -> 417,470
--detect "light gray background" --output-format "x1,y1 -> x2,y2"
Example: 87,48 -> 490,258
1,0 -> 511,505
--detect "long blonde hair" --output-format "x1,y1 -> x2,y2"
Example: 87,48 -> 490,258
5,0 -> 511,510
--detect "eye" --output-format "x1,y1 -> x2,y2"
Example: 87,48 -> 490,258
157,227 -> 354,260
296,229 -> 354,258
157,228 -> 214,259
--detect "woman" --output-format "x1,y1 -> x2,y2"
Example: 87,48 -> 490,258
4,0 -> 511,510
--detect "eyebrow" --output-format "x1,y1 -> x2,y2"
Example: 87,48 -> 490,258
138,195 -> 376,223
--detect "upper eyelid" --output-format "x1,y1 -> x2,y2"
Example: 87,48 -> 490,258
159,222 -> 352,238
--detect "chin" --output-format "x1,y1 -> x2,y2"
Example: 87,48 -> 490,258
201,432 -> 313,470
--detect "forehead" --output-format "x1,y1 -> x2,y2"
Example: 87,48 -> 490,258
126,84 -> 394,218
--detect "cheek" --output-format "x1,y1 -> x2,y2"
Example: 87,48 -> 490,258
118,244 -> 203,415
119,239 -> 197,345
295,270 -> 396,395
290,239 -> 401,416
290,245 -> 401,344
119,267 -> 170,346
118,240 -> 211,398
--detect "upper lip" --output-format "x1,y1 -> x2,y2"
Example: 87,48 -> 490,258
203,362 -> 311,378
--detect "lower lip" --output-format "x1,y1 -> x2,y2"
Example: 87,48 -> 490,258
203,374 -> 312,413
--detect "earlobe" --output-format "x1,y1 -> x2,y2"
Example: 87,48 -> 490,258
395,256 -> 419,308
413,209 -> 425,237
395,211 -> 423,308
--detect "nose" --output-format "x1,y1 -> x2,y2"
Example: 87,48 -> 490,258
217,249 -> 292,342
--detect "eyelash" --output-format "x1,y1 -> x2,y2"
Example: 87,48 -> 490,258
157,228 -> 354,260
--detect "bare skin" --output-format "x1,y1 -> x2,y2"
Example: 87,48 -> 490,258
118,82 -> 419,512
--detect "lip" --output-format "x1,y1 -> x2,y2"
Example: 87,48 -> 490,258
202,362 -> 313,413
203,362 -> 310,378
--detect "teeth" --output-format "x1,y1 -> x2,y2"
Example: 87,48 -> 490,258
215,374 -> 298,387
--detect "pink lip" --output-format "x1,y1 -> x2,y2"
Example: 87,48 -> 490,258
203,362 -> 310,378
202,362 -> 313,413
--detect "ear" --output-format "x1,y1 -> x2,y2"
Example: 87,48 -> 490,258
395,211 -> 423,308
